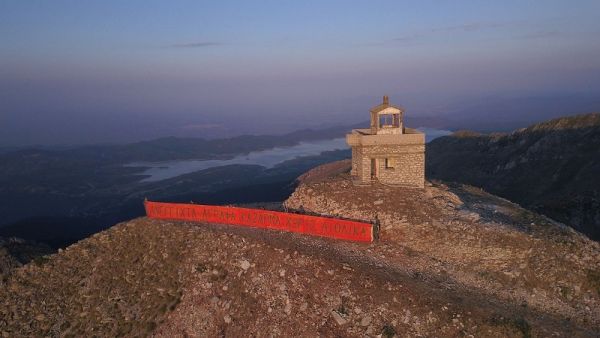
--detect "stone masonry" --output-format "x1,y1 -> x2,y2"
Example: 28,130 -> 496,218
346,96 -> 425,188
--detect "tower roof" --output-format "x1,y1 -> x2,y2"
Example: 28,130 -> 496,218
369,95 -> 404,113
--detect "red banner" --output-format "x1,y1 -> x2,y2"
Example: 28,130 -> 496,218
144,200 -> 374,242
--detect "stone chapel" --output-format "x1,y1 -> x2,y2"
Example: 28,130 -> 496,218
346,96 -> 425,188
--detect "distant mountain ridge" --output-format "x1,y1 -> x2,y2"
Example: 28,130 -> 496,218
517,112 -> 600,132
427,112 -> 600,240
1,123 -> 355,164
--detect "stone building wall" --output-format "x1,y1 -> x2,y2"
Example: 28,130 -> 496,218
361,144 -> 424,156
350,144 -> 425,188
351,148 -> 358,176
375,152 -> 425,188
353,153 -> 371,185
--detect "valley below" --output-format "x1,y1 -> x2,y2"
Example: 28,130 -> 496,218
0,128 -> 355,248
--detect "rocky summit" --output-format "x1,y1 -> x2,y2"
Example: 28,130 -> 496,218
1,161 -> 600,337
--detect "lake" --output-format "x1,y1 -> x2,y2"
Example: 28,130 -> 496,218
131,128 -> 451,182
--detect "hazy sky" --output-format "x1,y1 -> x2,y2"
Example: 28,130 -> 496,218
2,1 -> 600,146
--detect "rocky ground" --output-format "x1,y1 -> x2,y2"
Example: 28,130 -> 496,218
285,160 -> 600,335
1,161 -> 599,337
0,237 -> 52,283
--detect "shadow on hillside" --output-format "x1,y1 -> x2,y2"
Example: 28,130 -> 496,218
426,126 -> 600,241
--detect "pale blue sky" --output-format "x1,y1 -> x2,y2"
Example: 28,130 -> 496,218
2,1 -> 600,145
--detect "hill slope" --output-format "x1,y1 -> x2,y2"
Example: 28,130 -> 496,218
0,237 -> 52,283
1,162 -> 599,336
426,113 -> 600,240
